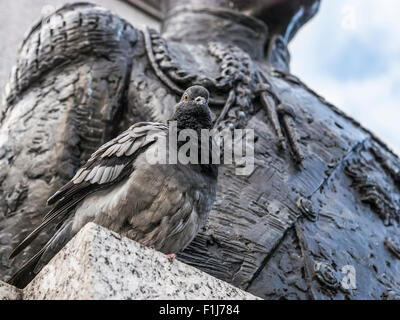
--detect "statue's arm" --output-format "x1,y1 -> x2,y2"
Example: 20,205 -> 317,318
0,3 -> 138,279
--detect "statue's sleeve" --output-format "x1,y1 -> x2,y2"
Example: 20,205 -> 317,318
0,3 -> 138,279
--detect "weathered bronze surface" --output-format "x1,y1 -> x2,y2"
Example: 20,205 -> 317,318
1,0 -> 399,299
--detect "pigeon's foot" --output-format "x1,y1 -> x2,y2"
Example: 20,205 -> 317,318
167,253 -> 175,262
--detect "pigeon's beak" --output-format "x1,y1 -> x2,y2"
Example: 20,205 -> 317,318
195,97 -> 206,105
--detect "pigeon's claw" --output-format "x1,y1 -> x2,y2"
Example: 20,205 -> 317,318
167,253 -> 175,262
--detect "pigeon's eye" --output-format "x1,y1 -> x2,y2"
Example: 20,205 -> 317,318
183,94 -> 189,101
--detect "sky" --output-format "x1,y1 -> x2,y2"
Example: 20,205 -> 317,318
290,0 -> 400,155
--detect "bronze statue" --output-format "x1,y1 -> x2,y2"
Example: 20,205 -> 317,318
1,0 -> 399,299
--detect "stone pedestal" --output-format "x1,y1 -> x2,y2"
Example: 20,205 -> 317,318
1,223 -> 260,300
0,280 -> 22,300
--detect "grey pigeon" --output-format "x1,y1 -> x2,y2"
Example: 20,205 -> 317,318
8,85 -> 218,288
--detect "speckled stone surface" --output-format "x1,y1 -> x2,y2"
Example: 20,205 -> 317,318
0,280 -> 22,300
23,223 -> 260,300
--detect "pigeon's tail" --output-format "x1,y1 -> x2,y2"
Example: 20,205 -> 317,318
8,218 -> 75,289
7,247 -> 46,288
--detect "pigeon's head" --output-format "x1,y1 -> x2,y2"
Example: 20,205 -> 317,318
180,85 -> 209,105
171,86 -> 212,130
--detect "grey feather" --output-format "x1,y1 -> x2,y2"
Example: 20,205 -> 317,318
117,134 -> 131,144
103,144 -> 119,158
91,166 -> 105,184
33,218 -> 75,274
133,125 -> 157,134
72,167 -> 85,181
99,166 -> 113,184
126,139 -> 145,156
116,141 -> 133,157
85,165 -> 100,182
73,169 -> 89,184
110,164 -> 125,181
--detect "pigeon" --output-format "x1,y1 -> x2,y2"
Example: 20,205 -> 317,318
8,85 -> 218,288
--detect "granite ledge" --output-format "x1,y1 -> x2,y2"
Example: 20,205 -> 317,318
2,222 -> 260,300
0,280 -> 22,300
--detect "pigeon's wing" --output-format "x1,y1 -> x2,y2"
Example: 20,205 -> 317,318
47,122 -> 167,206
9,122 -> 168,260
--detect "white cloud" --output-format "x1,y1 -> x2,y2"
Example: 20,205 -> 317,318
289,0 -> 400,155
